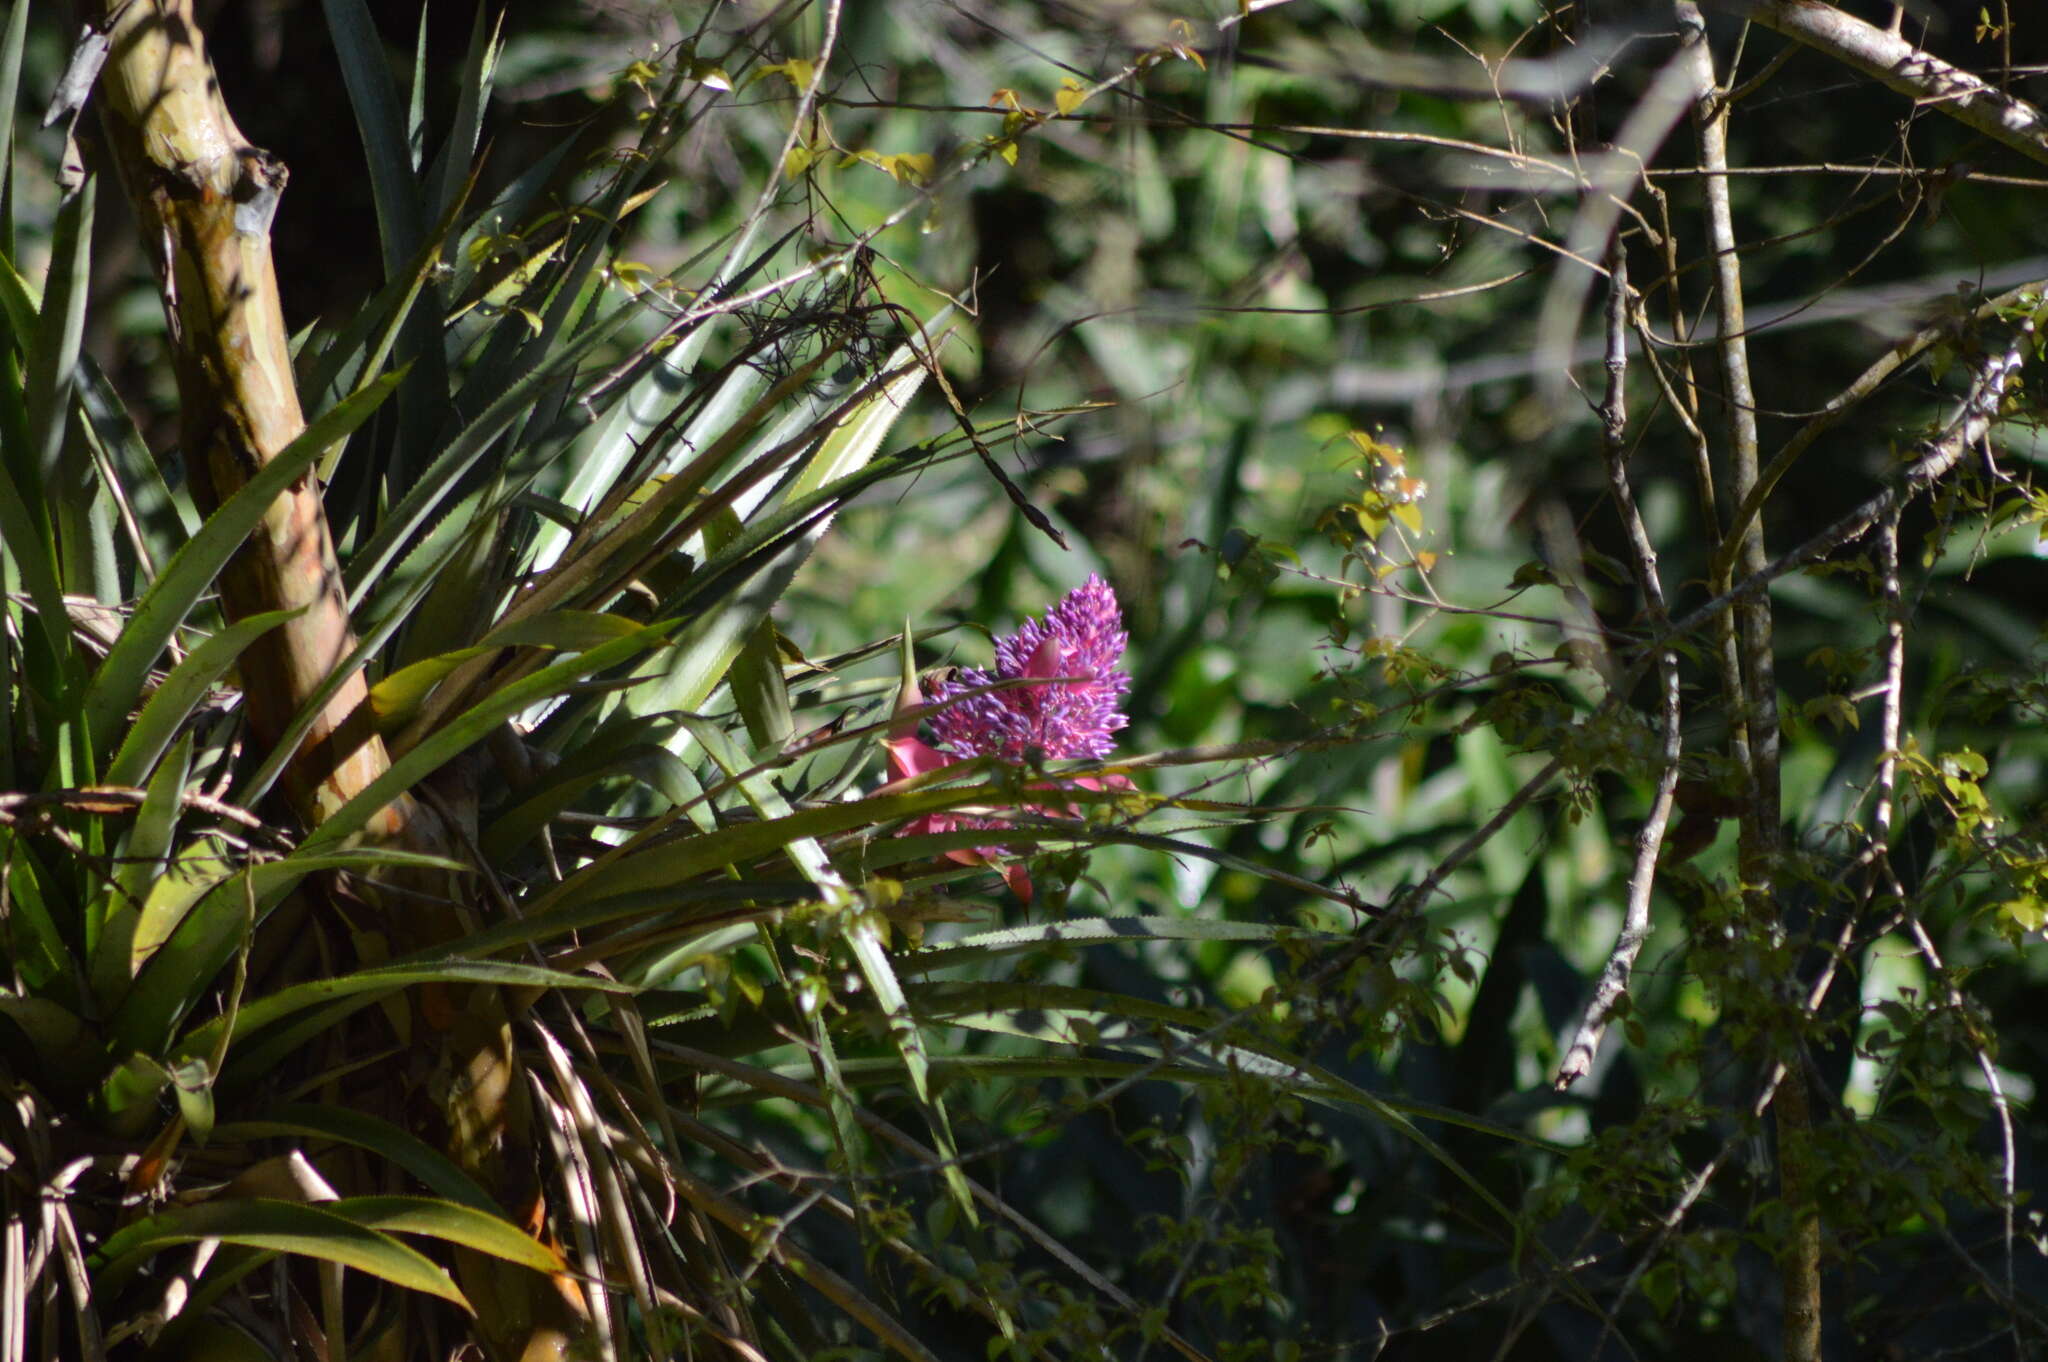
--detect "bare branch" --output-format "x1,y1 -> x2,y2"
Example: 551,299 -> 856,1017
1672,10 -> 1813,1351
1713,275 -> 2048,582
1660,314 -> 2033,664
1557,243 -> 1683,1089
1705,0 -> 2048,167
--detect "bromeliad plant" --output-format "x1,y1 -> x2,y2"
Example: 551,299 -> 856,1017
0,5 -> 1396,1361
885,576 -> 1133,900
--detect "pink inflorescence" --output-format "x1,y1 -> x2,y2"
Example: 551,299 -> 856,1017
926,575 -> 1131,762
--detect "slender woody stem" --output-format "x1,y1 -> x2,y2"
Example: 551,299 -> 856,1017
87,0 -> 411,837
1673,7 -> 1816,1357
1558,242 -> 1684,1088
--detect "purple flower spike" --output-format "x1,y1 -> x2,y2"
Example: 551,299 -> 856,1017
927,575 -> 1131,762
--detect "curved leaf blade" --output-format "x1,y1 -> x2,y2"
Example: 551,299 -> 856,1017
92,1198 -> 466,1306
103,608 -> 301,788
331,1196 -> 564,1275
212,1104 -> 497,1212
174,957 -> 629,1064
82,370 -> 405,758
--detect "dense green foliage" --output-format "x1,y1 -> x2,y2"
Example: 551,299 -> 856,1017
3,1 -> 2047,1359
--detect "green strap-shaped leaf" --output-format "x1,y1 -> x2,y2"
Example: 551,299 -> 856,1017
111,847 -> 465,1054
24,174 -> 92,505
521,327 -> 760,579
0,254 -> 80,683
442,132 -> 578,302
0,834 -> 80,1002
416,883 -> 803,969
924,984 -> 1560,1195
341,296 -> 638,604
525,775 -> 1013,914
173,957 -> 629,1065
665,1163 -> 944,1362
423,8 -> 502,223
77,353 -> 199,558
102,608 -> 301,788
330,1196 -> 564,1274
0,1 -> 29,227
81,370 -> 405,759
92,733 -> 195,1010
298,618 -> 681,852
684,716 -> 985,1255
321,0 -> 425,279
730,617 -> 794,751
212,1104 -> 497,1212
123,834 -> 237,995
404,7 -> 428,171
91,1198 -> 466,1306
625,340 -> 932,731
477,608 -> 648,651
479,739 -> 695,861
681,715 -> 871,1197
900,915 -> 1343,974
0,992 -> 99,1080
362,645 -> 492,732
0,442 -> 75,669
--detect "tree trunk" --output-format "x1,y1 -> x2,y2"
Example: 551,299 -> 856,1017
87,0 -> 413,835
86,6 -> 575,1357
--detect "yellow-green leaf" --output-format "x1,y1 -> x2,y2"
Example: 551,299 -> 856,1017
885,152 -> 935,186
366,647 -> 492,730
92,1199 -> 467,1306
332,1197 -> 565,1274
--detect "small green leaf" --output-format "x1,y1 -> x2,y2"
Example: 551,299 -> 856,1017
1999,895 -> 2046,933
170,1056 -> 216,1145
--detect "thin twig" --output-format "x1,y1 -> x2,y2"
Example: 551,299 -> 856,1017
1534,38 -> 1701,411
1866,514 -> 2024,1358
1558,242 -> 1683,1087
1664,311 -> 2033,650
1713,275 -> 2048,581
